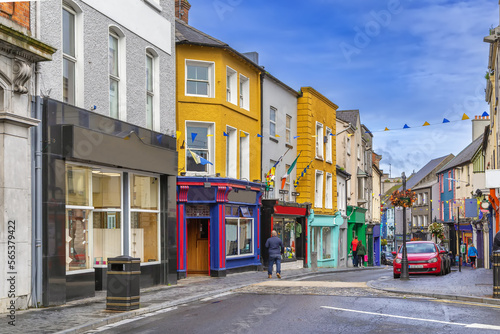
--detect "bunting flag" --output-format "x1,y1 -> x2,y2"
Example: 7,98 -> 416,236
482,111 -> 489,117
423,121 -> 430,126
207,134 -> 214,137
176,131 -> 181,139
281,152 -> 301,189
403,124 -> 410,129
294,135 -> 300,139
275,134 -> 280,138
266,166 -> 276,190
462,113 -> 469,120
294,159 -> 313,188
223,132 -> 229,137
188,148 -> 213,166
240,132 -> 247,137
191,133 -> 197,143
384,127 -> 389,131
156,134 -> 163,143
257,134 -> 263,138
443,118 -> 450,123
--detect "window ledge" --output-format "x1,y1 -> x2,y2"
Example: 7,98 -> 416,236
269,137 -> 278,143
144,0 -> 162,12
285,143 -> 293,149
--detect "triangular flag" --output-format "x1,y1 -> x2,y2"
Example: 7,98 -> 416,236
240,132 -> 247,137
156,134 -> 163,143
191,133 -> 197,142
423,121 -> 430,126
347,133 -> 354,137
223,132 -> 229,137
257,134 -> 263,138
311,135 -> 317,137
176,131 -> 181,139
462,113 -> 469,120
329,133 -> 334,136
281,152 -> 301,189
403,124 -> 410,129
275,134 -> 280,138
482,111 -> 489,117
207,134 -> 214,137
294,135 -> 300,139
124,135 -> 130,141
443,118 -> 450,123
384,127 -> 389,131
189,148 -> 213,166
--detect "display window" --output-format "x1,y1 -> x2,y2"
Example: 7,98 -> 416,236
311,226 -> 332,261
66,208 -> 91,271
226,218 -> 253,257
273,218 -> 296,260
130,174 -> 160,263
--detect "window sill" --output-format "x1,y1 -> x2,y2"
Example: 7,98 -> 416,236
315,156 -> 324,161
144,0 -> 162,12
285,143 -> 293,149
226,254 -> 255,260
269,137 -> 278,143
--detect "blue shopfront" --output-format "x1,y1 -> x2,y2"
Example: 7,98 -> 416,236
307,210 -> 341,268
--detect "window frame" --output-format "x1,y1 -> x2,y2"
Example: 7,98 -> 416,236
226,126 -> 237,178
185,59 -> 215,98
145,48 -> 159,131
285,114 -> 292,144
239,74 -> 249,110
185,121 -> 215,175
314,170 -> 324,208
325,127 -> 332,163
325,172 -> 333,209
269,106 -> 277,137
62,3 -> 83,107
225,217 -> 254,258
226,66 -> 237,105
315,122 -> 324,160
239,131 -> 250,180
108,26 -> 127,121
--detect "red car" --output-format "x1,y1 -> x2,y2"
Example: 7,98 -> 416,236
392,241 -> 447,279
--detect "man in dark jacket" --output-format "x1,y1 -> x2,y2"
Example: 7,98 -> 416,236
265,230 -> 283,279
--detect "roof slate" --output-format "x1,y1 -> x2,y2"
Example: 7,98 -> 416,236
175,18 -> 226,46
337,110 -> 359,127
437,134 -> 484,174
398,155 -> 452,191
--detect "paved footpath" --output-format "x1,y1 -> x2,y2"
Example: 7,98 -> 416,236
2,266 -> 496,334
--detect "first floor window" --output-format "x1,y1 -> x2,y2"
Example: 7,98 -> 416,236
226,218 -> 253,256
315,171 -> 323,208
186,60 -> 214,97
186,122 -> 214,173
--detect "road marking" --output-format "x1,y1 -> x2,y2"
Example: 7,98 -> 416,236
200,291 -> 233,301
320,306 -> 500,330
254,281 -> 367,288
434,300 -> 500,309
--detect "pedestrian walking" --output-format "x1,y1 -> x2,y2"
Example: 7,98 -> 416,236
357,241 -> 366,268
350,236 -> 359,267
265,230 -> 283,279
468,243 -> 478,269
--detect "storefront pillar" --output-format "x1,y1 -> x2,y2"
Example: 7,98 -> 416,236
210,202 -> 227,277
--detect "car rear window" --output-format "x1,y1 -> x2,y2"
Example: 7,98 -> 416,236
400,243 -> 436,254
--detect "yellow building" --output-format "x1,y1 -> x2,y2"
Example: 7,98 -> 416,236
295,87 -> 339,267
174,11 -> 264,279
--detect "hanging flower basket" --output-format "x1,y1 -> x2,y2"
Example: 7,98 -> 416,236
428,222 -> 445,240
389,189 -> 417,208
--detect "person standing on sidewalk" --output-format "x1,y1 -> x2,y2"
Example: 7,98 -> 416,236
350,236 -> 359,267
357,241 -> 366,268
468,243 -> 478,269
265,230 -> 283,279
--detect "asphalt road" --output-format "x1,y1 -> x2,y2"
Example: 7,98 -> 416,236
298,267 -> 392,282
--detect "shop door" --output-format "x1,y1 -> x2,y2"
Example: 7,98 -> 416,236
187,219 -> 209,275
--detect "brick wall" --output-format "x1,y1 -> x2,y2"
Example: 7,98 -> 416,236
0,2 -> 30,30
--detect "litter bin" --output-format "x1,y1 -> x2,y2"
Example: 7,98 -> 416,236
106,255 -> 141,311
311,252 -> 318,272
494,250 -> 500,299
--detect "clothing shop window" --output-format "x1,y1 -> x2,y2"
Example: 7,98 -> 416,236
226,218 -> 253,257
273,219 -> 297,260
130,174 -> 160,263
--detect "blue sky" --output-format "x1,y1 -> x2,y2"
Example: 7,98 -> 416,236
186,0 -> 497,178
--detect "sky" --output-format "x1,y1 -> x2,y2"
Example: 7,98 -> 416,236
185,0 -> 498,178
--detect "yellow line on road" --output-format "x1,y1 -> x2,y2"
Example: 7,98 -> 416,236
434,299 -> 500,309
253,281 -> 367,288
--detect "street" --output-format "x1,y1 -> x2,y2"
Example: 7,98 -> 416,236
85,268 -> 500,333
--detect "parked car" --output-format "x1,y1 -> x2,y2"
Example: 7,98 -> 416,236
437,244 -> 451,275
392,241 -> 447,279
381,251 -> 394,265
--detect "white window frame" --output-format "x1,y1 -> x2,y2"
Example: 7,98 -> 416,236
286,114 -> 292,144
226,126 -> 237,178
225,218 -> 254,258
185,59 -> 215,98
239,74 -> 249,110
185,121 -> 215,175
239,131 -> 250,180
145,48 -> 160,131
423,215 -> 428,227
325,172 -> 333,209
316,122 -> 324,160
315,170 -> 324,208
109,26 -> 127,121
62,2 -> 84,107
412,216 -> 417,227
346,135 -> 351,156
326,127 -> 332,163
226,66 -> 237,105
423,192 -> 428,205
270,106 -> 277,137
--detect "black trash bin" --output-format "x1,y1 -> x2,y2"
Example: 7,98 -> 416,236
106,256 -> 141,311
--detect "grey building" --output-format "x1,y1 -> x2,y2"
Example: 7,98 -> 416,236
31,0 -> 178,306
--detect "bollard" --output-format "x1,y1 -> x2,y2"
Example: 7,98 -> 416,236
311,252 -> 318,272
494,251 -> 500,299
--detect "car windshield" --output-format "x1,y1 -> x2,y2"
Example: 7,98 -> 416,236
399,243 -> 436,254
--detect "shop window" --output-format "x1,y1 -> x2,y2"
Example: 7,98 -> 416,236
273,219 -> 296,260
225,218 -> 253,257
322,227 -> 332,260
66,208 -> 91,271
66,165 -> 91,206
130,174 -> 160,263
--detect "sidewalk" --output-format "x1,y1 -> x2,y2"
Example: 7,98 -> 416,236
3,266 -> 496,334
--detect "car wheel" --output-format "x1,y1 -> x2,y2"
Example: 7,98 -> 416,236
394,273 -> 400,279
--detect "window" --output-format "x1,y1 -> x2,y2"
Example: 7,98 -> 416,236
186,60 -> 214,97
448,201 -> 453,221
226,218 -> 253,256
447,171 -> 451,190
130,174 -> 160,263
326,127 -> 332,163
270,107 -> 277,137
316,122 -> 324,159
240,131 -> 249,180
423,193 -> 428,205
62,4 -> 82,106
185,122 -> 214,174
226,67 -> 237,104
109,28 -> 126,119
226,126 -> 237,178
239,74 -> 249,110
413,216 -> 417,227
440,174 -> 444,193
418,193 -> 422,205
315,170 -> 323,208
145,49 -> 159,130
273,219 -> 296,259
346,136 -> 351,156
286,115 -> 292,144
325,173 -> 333,209
423,215 -> 428,227
417,216 -> 422,227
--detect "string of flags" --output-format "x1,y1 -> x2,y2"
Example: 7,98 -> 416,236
294,159 -> 313,188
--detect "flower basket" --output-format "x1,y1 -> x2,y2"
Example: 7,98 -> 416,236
428,222 -> 445,241
389,189 -> 417,208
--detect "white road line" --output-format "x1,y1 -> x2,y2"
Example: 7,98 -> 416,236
200,291 -> 233,301
320,306 -> 500,331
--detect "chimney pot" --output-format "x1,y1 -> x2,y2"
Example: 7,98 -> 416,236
175,0 -> 191,24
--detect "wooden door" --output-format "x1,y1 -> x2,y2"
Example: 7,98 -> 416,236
187,219 -> 209,274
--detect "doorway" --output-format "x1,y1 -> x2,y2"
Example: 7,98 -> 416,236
187,219 -> 209,275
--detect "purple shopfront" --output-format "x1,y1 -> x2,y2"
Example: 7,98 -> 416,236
177,177 -> 263,278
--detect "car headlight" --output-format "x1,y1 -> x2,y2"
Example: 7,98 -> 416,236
395,258 -> 401,264
428,257 -> 438,263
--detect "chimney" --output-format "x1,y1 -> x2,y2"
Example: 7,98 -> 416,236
471,114 -> 490,141
175,0 -> 191,24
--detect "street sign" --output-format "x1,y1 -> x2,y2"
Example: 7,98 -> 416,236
279,190 -> 289,194
292,192 -> 300,196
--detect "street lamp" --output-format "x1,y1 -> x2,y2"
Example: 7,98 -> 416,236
401,172 -> 410,280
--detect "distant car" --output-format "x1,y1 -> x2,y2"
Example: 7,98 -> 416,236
381,251 -> 394,265
437,245 -> 451,275
392,241 -> 447,279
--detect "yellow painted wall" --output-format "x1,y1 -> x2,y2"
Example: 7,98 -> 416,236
176,44 -> 262,180
295,87 -> 338,215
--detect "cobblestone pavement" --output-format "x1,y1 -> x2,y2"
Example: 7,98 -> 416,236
2,265 -> 495,334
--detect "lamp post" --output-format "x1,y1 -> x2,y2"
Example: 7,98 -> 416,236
401,172 -> 410,280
